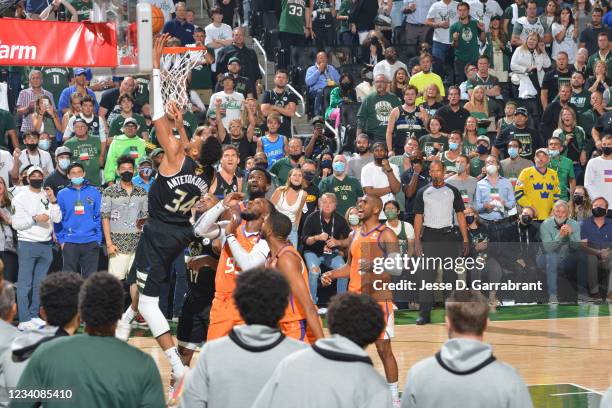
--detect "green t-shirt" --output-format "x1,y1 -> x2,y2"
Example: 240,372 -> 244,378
13,334 -> 164,408
588,51 -> 612,79
133,76 -> 151,107
503,4 -> 526,37
570,90 -> 591,115
548,155 -> 575,201
270,157 -> 295,186
279,0 -> 307,34
64,136 -> 102,186
356,92 -> 402,143
0,108 -> 16,148
70,0 -> 91,21
318,174 -> 364,216
418,134 -> 448,157
190,63 -> 213,90
449,20 -> 480,63
108,114 -> 147,138
338,0 -> 352,32
39,67 -> 71,106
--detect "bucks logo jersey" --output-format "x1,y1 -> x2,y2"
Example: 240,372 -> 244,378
279,0 -> 306,34
148,157 -> 215,226
394,106 -> 424,150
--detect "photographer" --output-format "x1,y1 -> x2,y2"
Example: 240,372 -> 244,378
400,152 -> 429,224
31,96 -> 61,147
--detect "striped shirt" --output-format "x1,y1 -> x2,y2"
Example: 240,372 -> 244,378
414,183 -> 465,228
16,87 -> 55,133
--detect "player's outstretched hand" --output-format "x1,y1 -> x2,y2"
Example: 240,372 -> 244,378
223,192 -> 243,208
153,33 -> 171,70
167,101 -> 184,128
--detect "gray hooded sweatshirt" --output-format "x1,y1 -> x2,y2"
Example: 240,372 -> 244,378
178,324 -> 306,408
400,338 -> 534,408
252,334 -> 393,408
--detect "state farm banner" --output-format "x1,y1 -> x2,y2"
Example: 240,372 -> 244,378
0,19 -> 117,67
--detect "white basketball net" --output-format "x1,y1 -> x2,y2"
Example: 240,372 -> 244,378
160,48 -> 204,111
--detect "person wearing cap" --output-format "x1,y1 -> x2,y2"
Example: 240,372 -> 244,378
208,73 -> 245,131
17,131 -> 54,176
9,164 -> 34,198
515,148 -> 561,222
108,93 -> 148,140
56,162 -> 102,278
305,116 -> 334,159
63,116 -> 103,186
216,27 -> 262,95
43,146 -> 72,196
213,56 -> 253,99
149,147 -> 165,170
57,68 -> 98,116
132,158 -> 155,192
306,51 -> 341,117
204,7 -> 233,77
494,106 -> 543,161
11,166 -> 61,328
102,155 -> 148,283
470,135 -> 493,179
104,117 -> 147,184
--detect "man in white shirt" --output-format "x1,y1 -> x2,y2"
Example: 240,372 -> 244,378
467,0 -> 503,31
585,134 -> 612,213
208,74 -> 245,131
11,166 -> 62,330
361,142 -> 401,217
373,47 -> 408,84
426,0 -> 459,64
204,6 -> 233,76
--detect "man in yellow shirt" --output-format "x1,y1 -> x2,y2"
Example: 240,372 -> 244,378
408,53 -> 445,105
515,149 -> 560,221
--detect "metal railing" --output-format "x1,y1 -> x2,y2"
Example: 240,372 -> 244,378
285,83 -> 306,118
252,38 -> 268,90
325,120 -> 341,154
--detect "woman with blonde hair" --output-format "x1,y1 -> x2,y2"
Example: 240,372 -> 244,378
61,92 -> 82,132
419,83 -> 444,118
552,106 -> 588,173
31,95 -> 61,143
510,32 -> 551,109
461,116 -> 480,158
344,206 -> 360,231
586,60 -> 611,93
271,167 -> 308,246
463,86 -> 493,136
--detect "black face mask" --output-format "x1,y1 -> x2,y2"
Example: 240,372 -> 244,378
521,215 -> 532,225
120,171 -> 133,182
573,195 -> 584,205
29,179 -> 43,189
26,143 -> 38,151
289,182 -> 302,190
465,215 -> 475,225
592,207 -> 607,218
603,146 -> 612,156
303,172 -> 316,182
289,153 -> 303,162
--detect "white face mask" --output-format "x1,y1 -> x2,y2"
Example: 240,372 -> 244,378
486,164 -> 498,176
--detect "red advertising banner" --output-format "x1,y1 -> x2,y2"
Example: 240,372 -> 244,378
0,19 -> 118,67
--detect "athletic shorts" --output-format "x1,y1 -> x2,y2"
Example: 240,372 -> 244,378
280,319 -> 318,344
206,294 -> 244,341
177,292 -> 213,350
379,300 -> 395,340
128,219 -> 195,297
108,252 -> 135,281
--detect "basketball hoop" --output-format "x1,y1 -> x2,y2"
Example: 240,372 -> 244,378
159,46 -> 205,111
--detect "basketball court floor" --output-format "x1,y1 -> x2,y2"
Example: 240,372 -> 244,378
131,304 -> 611,407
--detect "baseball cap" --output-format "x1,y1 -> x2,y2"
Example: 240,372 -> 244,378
73,68 -> 92,81
150,147 -> 164,158
122,117 -> 139,129
55,146 -> 72,157
228,57 -> 241,65
535,148 -> 549,156
207,109 -> 217,119
515,107 -> 528,116
476,135 -> 490,145
310,116 -> 325,127
139,158 -> 153,166
73,117 -> 88,126
26,166 -> 44,178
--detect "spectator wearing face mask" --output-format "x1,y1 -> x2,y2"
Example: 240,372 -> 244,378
545,137 -> 575,202
319,155 -> 363,217
569,186 -> 592,222
132,158 -> 155,192
470,136 -> 493,180
43,147 -> 72,196
17,132 -> 54,176
447,155 -> 478,207
499,138 -> 533,189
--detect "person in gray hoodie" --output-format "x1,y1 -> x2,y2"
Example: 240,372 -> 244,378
252,292 -> 393,408
178,267 -> 307,408
1,272 -> 83,390
400,290 -> 534,408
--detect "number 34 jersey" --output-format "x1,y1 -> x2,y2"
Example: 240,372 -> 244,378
148,156 -> 215,226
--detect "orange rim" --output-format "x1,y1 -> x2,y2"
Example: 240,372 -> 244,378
162,46 -> 205,54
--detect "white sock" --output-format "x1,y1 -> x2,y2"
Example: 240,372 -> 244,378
121,306 -> 137,323
165,347 -> 185,377
388,382 -> 399,401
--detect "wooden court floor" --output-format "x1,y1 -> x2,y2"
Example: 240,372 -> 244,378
131,315 -> 611,405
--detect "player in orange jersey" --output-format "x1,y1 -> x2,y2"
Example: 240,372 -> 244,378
321,194 -> 402,407
263,212 -> 324,342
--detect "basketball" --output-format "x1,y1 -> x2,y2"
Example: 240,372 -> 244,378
151,5 -> 164,35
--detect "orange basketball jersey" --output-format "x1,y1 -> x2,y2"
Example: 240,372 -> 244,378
214,223 -> 260,297
348,224 -> 388,294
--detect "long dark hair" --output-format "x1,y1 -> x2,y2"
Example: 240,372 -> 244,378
556,5 -> 575,26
